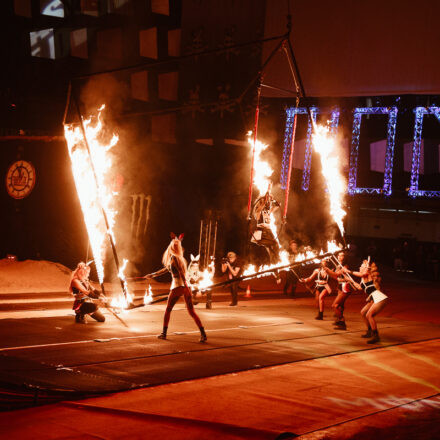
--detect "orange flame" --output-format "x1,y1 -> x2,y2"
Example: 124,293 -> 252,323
64,106 -> 118,283
312,124 -> 347,237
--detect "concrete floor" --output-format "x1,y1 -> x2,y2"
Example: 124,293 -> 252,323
0,278 -> 439,439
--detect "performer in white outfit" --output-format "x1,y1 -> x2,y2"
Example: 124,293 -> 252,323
345,259 -> 388,344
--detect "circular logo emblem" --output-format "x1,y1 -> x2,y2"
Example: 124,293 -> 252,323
5,160 -> 36,199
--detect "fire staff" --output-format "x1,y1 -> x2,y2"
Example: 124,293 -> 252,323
146,233 -> 207,343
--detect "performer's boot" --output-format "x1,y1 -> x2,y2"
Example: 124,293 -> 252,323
158,326 -> 168,340
367,329 -> 380,344
334,320 -> 346,330
361,326 -> 373,338
199,327 -> 207,343
229,291 -> 238,306
315,311 -> 324,320
75,313 -> 86,324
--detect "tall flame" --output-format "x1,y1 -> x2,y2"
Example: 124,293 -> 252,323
144,284 -> 153,304
64,106 -> 118,283
312,124 -> 347,237
247,133 -> 281,248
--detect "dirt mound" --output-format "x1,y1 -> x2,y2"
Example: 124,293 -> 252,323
0,259 -> 72,293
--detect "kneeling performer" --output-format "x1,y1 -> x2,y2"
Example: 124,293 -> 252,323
70,262 -> 105,324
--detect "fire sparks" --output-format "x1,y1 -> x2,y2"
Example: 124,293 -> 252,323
144,284 -> 153,304
312,124 -> 347,237
193,260 -> 215,292
112,258 -> 133,308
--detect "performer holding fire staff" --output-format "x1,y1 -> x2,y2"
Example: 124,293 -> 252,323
70,262 -> 105,324
345,259 -> 388,344
221,251 -> 242,306
324,251 -> 353,330
145,233 -> 207,343
301,259 -> 332,320
251,181 -> 280,265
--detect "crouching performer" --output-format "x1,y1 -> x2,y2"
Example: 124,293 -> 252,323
70,262 -> 105,324
146,233 -> 207,343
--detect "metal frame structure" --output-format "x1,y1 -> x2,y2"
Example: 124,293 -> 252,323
409,106 -> 440,198
347,106 -> 398,196
281,107 -> 340,191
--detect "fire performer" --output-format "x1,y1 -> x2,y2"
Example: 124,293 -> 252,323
145,233 -> 207,343
70,262 -> 105,324
345,259 -> 388,344
301,259 -> 332,320
221,251 -> 242,306
251,181 -> 280,265
324,251 -> 353,330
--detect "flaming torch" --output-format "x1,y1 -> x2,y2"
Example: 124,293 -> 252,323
64,103 -> 130,304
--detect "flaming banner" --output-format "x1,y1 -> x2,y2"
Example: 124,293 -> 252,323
64,105 -> 132,308
195,246 -> 347,293
312,124 -> 347,237
64,106 -> 117,283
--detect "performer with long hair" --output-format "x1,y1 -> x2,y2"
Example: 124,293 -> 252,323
70,262 -> 105,324
345,259 -> 388,344
250,181 -> 280,265
301,259 -> 332,320
146,233 -> 207,342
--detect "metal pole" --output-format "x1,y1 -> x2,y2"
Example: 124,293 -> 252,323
282,96 -> 299,220
207,218 -> 212,264
212,219 -> 218,260
71,91 -> 129,300
198,219 -> 203,257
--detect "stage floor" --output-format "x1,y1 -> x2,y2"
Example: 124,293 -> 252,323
1,281 -> 439,439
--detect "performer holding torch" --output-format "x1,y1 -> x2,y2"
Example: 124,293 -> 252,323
301,259 -> 332,320
70,262 -> 105,324
344,259 -> 388,344
324,251 -> 355,330
145,233 -> 207,343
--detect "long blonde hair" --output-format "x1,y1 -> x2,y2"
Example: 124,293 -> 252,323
162,238 -> 187,276
369,262 -> 382,290
69,261 -> 86,294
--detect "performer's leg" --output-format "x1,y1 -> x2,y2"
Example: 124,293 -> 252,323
183,288 -> 206,342
90,309 -> 105,322
230,283 -> 238,306
360,301 -> 373,338
158,289 -> 181,339
365,299 -> 388,343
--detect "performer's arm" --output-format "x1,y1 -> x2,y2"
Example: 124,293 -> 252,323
145,267 -> 168,279
301,269 -> 317,283
71,279 -> 90,298
221,262 -> 228,273
228,263 -> 240,277
345,267 -> 367,278
324,266 -> 338,280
